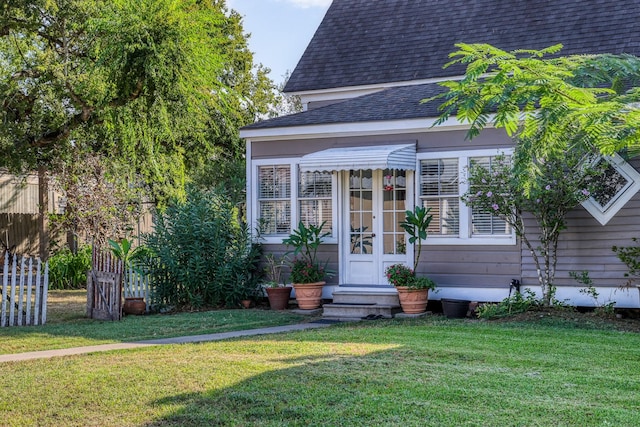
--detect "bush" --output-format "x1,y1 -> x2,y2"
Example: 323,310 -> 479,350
48,246 -> 92,290
144,187 -> 261,310
612,237 -> 640,285
476,289 -> 542,319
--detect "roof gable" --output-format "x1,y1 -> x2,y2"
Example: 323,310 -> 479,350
285,0 -> 640,93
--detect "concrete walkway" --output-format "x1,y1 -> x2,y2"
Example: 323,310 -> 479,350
0,322 -> 333,363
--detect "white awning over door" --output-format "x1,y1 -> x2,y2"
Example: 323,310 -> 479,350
298,144 -> 416,172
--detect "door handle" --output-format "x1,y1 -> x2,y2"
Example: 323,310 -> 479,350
371,233 -> 376,237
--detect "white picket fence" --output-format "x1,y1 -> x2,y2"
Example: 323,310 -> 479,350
124,267 -> 150,302
1,252 -> 49,327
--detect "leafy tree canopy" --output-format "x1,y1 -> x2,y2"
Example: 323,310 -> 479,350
431,43 -> 640,304
1,0 -> 276,205
430,43 -> 640,181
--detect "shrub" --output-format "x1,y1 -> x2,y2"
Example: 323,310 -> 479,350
385,264 -> 415,287
475,289 -> 542,319
48,246 -> 92,290
143,187 -> 261,310
612,237 -> 640,285
570,270 -> 616,317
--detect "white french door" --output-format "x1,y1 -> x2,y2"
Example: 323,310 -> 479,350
343,169 -> 411,285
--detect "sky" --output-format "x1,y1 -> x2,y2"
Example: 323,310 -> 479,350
226,0 -> 332,85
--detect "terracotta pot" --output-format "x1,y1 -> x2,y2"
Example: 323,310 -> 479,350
123,297 -> 146,315
395,286 -> 429,314
266,286 -> 292,310
240,299 -> 252,309
292,281 -> 325,310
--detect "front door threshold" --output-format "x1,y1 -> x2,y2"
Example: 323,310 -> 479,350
338,284 -> 395,289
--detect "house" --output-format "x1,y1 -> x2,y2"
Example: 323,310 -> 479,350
240,0 -> 640,309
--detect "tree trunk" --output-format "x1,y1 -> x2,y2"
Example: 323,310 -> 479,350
38,166 -> 49,261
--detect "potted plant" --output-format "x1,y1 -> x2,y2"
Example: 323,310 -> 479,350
108,238 -> 148,315
386,263 -> 435,314
263,254 -> 291,310
386,206 -> 436,314
283,221 -> 331,310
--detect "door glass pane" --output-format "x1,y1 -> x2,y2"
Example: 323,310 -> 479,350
382,169 -> 407,255
349,170 -> 374,255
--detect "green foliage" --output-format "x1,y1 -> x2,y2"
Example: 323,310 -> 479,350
262,254 -> 285,288
143,187 -> 262,310
612,237 -> 640,285
190,156 -> 247,208
283,221 -> 331,284
288,258 -> 326,284
48,246 -> 92,290
570,270 -> 616,316
385,264 -> 415,287
428,43 -> 640,188
385,264 -> 436,290
411,276 -> 436,290
475,289 -> 542,319
1,0 -> 277,207
399,206 -> 433,271
462,150 -> 601,305
107,238 -> 148,270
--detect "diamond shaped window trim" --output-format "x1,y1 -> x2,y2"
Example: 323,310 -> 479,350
581,154 -> 640,225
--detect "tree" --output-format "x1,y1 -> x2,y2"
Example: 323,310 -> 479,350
271,70 -> 303,117
430,43 -> 640,192
50,151 -> 146,247
1,0 -> 277,207
462,149 -> 600,306
429,43 -> 640,305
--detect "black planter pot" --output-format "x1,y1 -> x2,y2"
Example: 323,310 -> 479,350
441,299 -> 470,319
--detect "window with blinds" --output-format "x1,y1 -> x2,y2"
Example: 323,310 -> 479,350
420,158 -> 460,236
258,165 -> 291,234
298,170 -> 333,234
418,149 -> 515,244
468,156 -> 510,236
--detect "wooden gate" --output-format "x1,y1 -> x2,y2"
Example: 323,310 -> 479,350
86,247 -> 123,321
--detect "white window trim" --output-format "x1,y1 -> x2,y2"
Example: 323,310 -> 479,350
581,153 -> 640,226
252,158 -> 338,244
416,148 -> 516,246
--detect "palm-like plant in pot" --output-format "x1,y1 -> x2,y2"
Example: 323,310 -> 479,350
386,206 -> 436,314
263,254 -> 291,310
108,237 -> 150,315
283,221 -> 331,310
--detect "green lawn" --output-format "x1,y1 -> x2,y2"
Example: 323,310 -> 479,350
1,316 -> 639,426
0,290 -> 308,354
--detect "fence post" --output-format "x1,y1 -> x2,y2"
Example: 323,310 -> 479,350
9,255 -> 17,326
34,259 -> 41,326
41,261 -> 48,325
17,256 -> 26,326
1,253 -> 8,327
26,258 -> 33,325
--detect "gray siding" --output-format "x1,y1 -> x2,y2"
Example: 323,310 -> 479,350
253,128 -> 516,289
521,161 -> 640,290
260,243 -> 339,286
253,131 -> 640,292
251,128 -> 512,160
420,244 -> 521,290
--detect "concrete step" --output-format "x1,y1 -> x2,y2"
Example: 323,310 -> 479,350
322,303 -> 401,321
332,287 -> 400,306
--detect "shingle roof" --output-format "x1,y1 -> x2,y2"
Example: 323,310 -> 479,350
285,0 -> 640,93
243,83 -> 445,130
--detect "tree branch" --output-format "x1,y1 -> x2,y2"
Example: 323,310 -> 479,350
109,79 -> 145,107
